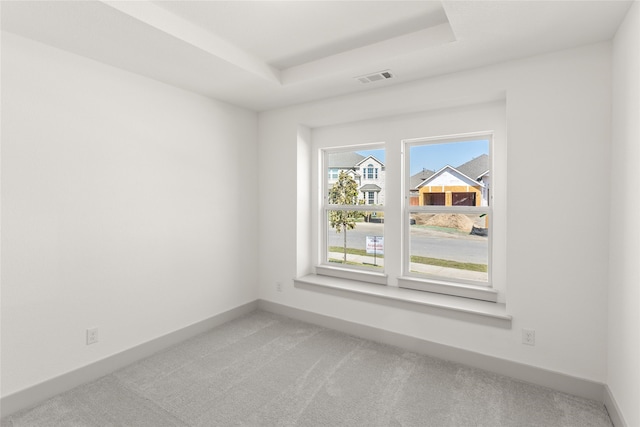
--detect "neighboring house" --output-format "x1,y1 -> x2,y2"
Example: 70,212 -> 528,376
409,168 -> 435,206
327,152 -> 385,205
410,154 -> 489,207
327,152 -> 488,207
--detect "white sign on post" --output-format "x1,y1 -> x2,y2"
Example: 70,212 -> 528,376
366,236 -> 384,255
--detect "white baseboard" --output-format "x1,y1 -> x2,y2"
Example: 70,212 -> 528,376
258,299 -> 606,403
3,298 -> 619,422
0,300 -> 258,418
604,384 -> 628,427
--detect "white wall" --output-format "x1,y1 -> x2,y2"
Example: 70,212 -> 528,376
259,43 -> 611,383
1,33 -> 259,396
609,2 -> 640,426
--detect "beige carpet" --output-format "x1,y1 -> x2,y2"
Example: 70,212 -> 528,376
1,310 -> 612,426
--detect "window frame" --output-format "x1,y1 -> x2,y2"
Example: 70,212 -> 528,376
310,102 -> 506,306
366,164 -> 374,179
367,191 -> 375,205
319,144 -> 387,280
402,132 -> 494,293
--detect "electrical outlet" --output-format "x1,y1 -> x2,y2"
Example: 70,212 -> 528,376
276,281 -> 283,292
86,328 -> 99,345
522,329 -> 535,346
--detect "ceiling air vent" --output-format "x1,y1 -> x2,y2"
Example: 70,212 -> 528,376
355,70 -> 394,84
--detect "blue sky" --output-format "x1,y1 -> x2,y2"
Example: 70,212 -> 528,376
357,139 -> 489,176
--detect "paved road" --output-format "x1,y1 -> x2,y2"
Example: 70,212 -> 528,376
327,222 -> 487,264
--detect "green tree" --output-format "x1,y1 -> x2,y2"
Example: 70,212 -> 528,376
329,171 -> 362,262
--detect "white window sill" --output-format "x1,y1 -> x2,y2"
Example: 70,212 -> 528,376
315,265 -> 387,285
294,274 -> 512,328
398,276 -> 498,302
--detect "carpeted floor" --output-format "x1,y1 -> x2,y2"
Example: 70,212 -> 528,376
1,310 -> 612,426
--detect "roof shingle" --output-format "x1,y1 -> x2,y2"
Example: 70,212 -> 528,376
327,152 -> 366,168
456,154 -> 489,181
410,168 -> 435,189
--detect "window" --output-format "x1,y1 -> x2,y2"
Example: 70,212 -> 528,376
365,164 -> 378,179
310,102 -> 505,304
404,135 -> 491,286
322,147 -> 385,273
318,135 -> 494,290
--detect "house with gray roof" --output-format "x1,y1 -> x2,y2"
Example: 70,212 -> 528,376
410,154 -> 489,206
456,153 -> 490,184
409,168 -> 435,205
327,152 -> 385,205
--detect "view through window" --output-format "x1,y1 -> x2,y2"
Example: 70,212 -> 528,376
322,135 -> 492,287
406,137 -> 491,284
324,147 -> 385,271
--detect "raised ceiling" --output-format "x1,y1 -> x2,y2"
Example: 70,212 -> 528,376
1,1 -> 633,111
151,1 -> 449,70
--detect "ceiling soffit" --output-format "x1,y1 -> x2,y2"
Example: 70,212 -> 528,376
108,1 -> 455,86
1,1 -> 632,111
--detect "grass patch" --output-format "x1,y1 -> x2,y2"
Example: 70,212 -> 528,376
411,225 -> 469,235
329,246 -> 486,272
329,259 -> 382,268
410,255 -> 487,272
328,246 -> 384,258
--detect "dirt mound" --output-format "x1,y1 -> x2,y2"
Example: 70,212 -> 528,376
411,213 -> 433,225
424,213 -> 474,232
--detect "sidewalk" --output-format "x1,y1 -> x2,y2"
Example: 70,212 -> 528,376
328,252 -> 487,282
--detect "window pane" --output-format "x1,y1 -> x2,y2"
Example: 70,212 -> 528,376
327,210 -> 384,270
327,148 -> 385,205
409,212 -> 489,283
409,140 -> 490,207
